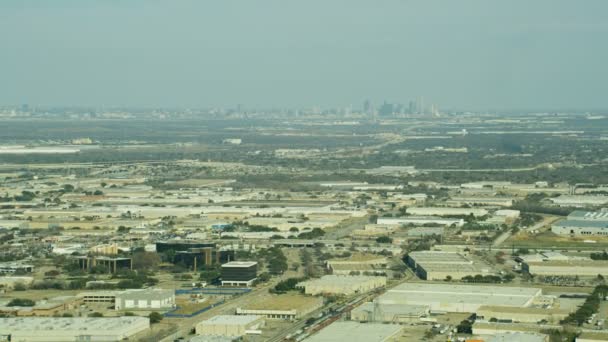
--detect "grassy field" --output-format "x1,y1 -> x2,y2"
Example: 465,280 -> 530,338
506,230 -> 608,250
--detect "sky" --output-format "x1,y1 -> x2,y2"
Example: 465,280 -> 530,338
1,0 -> 607,110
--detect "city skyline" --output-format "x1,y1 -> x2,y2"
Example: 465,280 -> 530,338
1,0 -> 608,110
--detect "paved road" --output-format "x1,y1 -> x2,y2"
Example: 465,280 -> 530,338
492,215 -> 560,248
325,216 -> 369,240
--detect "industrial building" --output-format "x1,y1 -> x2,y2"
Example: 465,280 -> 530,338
447,197 -> 514,207
377,283 -> 544,313
114,288 -> 175,310
304,321 -> 403,342
351,301 -> 429,323
236,294 -> 323,320
406,207 -> 488,217
297,275 -> 386,296
326,253 -> 387,275
549,195 -> 608,207
405,226 -> 444,237
0,296 -> 83,317
487,332 -> 549,342
476,305 -> 570,324
406,251 -> 492,280
0,262 -> 34,275
221,261 -> 258,286
472,322 -> 558,337
377,216 -> 464,227
196,315 -> 263,337
552,209 -> 608,236
0,317 -> 150,342
522,260 -> 608,277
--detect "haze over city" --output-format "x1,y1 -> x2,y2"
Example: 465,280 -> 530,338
1,0 -> 608,110
2,2 -> 608,342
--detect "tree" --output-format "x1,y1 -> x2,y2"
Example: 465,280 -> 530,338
258,272 -> 271,282
7,298 -> 35,306
13,282 -> 27,291
456,320 -> 473,334
132,252 -> 161,271
149,312 -> 163,324
376,236 -> 393,244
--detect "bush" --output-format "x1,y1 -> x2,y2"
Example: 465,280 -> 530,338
376,236 -> 393,244
13,282 -> 27,291
7,298 -> 35,307
149,311 -> 163,324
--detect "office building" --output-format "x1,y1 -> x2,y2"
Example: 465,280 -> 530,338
221,261 -> 257,286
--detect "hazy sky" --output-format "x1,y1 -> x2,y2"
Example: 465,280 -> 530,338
1,0 -> 607,110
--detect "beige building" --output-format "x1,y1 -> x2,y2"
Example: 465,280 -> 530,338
326,253 -> 388,275
196,315 -> 264,337
407,251 -> 492,280
477,305 -> 570,324
297,275 -> 386,296
523,260 -> 608,276
236,294 -> 323,320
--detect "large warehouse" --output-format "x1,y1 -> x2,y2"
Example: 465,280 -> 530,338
304,321 -> 403,342
406,251 -> 492,280
0,317 -> 150,342
114,288 -> 175,310
196,315 -> 264,337
522,260 -> 608,276
351,302 -> 429,323
236,294 -> 323,320
297,275 -> 386,296
377,283 -> 543,313
476,305 -> 571,324
377,216 -> 464,227
406,207 -> 488,217
552,210 -> 608,236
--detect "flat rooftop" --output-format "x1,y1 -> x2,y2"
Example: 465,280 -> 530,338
408,251 -> 472,264
328,253 -> 386,263
242,294 -> 320,311
305,321 -> 402,342
299,275 -> 383,286
200,315 -> 260,325
221,261 -> 257,268
0,317 -> 149,331
380,283 -> 541,307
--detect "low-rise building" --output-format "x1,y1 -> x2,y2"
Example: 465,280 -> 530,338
304,321 -> 403,342
326,253 -> 387,275
221,261 -> 257,287
476,305 -> 570,324
378,283 -> 543,313
297,275 -> 386,296
0,263 -> 34,275
114,288 -> 175,310
377,216 -> 464,227
406,251 -> 492,280
0,317 -> 150,342
522,260 -> 608,277
351,302 -> 429,323
552,209 -> 608,236
407,207 -> 488,217
196,315 -> 263,337
236,294 -> 323,320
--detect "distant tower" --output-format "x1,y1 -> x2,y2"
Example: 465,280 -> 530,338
408,101 -> 416,115
418,96 -> 425,115
363,100 -> 371,115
